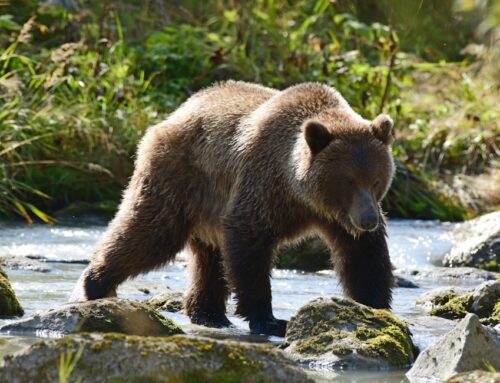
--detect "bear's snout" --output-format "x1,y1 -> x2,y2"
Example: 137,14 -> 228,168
349,191 -> 380,232
359,210 -> 379,231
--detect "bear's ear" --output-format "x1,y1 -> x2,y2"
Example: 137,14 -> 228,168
371,114 -> 394,145
304,120 -> 333,155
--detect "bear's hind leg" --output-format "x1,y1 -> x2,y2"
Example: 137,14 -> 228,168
184,238 -> 231,328
83,193 -> 191,300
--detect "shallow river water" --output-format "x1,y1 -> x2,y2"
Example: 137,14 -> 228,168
0,217 -> 479,382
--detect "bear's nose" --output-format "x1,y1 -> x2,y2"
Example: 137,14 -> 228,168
360,212 -> 379,231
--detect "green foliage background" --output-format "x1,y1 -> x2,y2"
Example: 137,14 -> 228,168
0,0 -> 498,223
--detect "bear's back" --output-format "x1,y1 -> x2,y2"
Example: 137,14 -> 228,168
183,81 -> 279,173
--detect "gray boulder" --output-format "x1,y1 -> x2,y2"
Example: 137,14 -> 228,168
283,297 -> 417,369
471,280 -> 500,319
407,314 -> 500,382
0,298 -> 182,336
443,212 -> 500,271
0,333 -> 312,383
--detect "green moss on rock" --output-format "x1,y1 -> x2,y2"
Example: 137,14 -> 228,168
431,292 -> 459,306
145,292 -> 183,313
428,281 -> 500,325
0,333 -> 312,383
0,298 -> 182,336
429,294 -> 473,320
284,297 -> 417,369
0,267 -> 24,318
482,301 -> 500,326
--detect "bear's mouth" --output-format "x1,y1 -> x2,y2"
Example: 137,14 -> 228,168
349,216 -> 380,233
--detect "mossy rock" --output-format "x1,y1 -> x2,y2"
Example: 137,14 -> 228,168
145,292 -> 184,312
447,370 -> 500,383
416,286 -> 472,312
0,333 -> 312,383
283,297 -> 417,369
426,281 -> 500,325
275,237 -> 331,271
0,267 -> 24,318
0,298 -> 182,336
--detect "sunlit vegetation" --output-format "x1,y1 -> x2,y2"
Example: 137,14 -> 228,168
1,0 -> 498,222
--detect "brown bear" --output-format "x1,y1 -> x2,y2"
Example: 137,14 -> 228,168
81,81 -> 395,337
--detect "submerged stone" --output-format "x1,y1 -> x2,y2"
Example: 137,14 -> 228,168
0,333 -> 312,383
0,298 -> 182,336
0,267 -> 24,318
407,314 -> 500,382
283,297 -> 417,369
443,211 -> 500,272
394,275 -> 419,288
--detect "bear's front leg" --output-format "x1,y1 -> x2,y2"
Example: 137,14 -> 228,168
326,220 -> 394,309
223,215 -> 287,337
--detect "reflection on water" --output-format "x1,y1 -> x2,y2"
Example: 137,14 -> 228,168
0,218 -> 461,381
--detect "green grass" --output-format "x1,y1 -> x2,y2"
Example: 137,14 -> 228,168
0,0 -> 498,223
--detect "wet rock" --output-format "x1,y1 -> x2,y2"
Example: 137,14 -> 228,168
443,212 -> 500,271
145,292 -> 184,312
397,267 -> 499,283
25,254 -> 89,265
275,237 -> 331,271
0,257 -> 52,273
422,281 -> 500,325
283,297 -> 417,369
0,298 -> 182,336
471,280 -> 500,319
0,333 -> 312,383
407,314 -> 500,382
0,267 -> 23,318
138,287 -> 151,295
416,287 -> 472,312
395,275 -> 419,288
446,370 -> 500,383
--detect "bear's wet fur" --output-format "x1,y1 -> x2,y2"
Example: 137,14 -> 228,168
82,81 -> 395,337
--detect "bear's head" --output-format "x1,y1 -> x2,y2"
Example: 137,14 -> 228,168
295,112 -> 395,236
